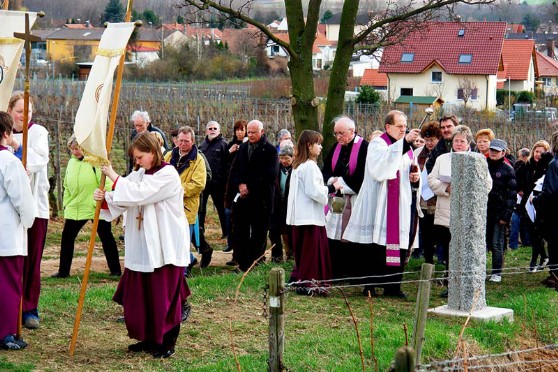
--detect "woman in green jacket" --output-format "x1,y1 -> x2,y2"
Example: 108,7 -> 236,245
51,135 -> 121,278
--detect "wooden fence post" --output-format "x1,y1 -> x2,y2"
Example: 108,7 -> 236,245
269,268 -> 285,372
392,346 -> 416,372
410,263 -> 434,367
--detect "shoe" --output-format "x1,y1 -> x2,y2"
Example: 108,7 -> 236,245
383,290 -> 408,300
489,274 -> 502,283
200,248 -> 213,268
538,258 -> 550,270
116,316 -> 125,323
440,289 -> 448,298
24,316 -> 39,330
0,335 -> 27,350
50,272 -> 69,279
295,287 -> 313,296
152,348 -> 175,358
226,260 -> 238,267
181,302 -> 192,323
119,235 -> 124,241
186,257 -> 198,273
110,271 -> 122,277
529,267 -> 538,273
128,340 -> 155,353
222,246 -> 233,253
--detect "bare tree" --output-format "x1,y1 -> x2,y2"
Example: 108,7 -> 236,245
457,77 -> 478,109
163,1 -> 497,149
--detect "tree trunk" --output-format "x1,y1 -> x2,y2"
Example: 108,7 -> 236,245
284,0 -> 321,135
322,0 -> 360,151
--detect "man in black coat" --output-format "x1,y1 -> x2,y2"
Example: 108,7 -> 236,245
228,120 -> 278,272
486,139 -> 516,283
198,121 -> 229,240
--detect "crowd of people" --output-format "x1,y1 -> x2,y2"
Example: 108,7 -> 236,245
2,97 -> 558,356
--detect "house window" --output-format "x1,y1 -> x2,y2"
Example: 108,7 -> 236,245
271,45 -> 280,55
542,77 -> 551,86
457,88 -> 478,100
401,53 -> 414,62
400,88 -> 413,96
432,71 -> 442,83
458,29 -> 465,37
458,54 -> 472,64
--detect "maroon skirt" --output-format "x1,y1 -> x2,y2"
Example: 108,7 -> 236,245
113,265 -> 191,344
290,225 -> 332,288
0,256 -> 24,338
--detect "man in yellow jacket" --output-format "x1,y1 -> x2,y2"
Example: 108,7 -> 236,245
164,126 -> 208,266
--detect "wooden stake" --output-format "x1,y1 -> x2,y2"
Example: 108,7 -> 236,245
69,0 -> 135,356
268,268 -> 285,372
2,1 -> 8,10
410,263 -> 434,366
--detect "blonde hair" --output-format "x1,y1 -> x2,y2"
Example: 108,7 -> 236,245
528,140 -> 550,161
151,131 -> 164,147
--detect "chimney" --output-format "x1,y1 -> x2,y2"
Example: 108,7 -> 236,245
547,39 -> 555,59
86,20 -> 90,28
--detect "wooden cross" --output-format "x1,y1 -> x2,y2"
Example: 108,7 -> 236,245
13,13 -> 41,81
136,208 -> 144,230
14,12 -> 41,168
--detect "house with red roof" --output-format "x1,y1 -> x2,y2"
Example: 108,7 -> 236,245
360,68 -> 388,90
379,22 -> 507,111
497,39 -> 536,93
535,50 -> 558,96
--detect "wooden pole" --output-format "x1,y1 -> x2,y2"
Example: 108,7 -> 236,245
392,346 -> 416,372
268,268 -> 285,372
69,0 -> 135,356
2,1 -> 8,10
410,263 -> 434,367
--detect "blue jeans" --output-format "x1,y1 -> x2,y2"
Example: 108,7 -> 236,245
509,211 -> 530,249
487,221 -> 506,275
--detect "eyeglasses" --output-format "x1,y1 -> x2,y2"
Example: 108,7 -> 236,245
207,127 -> 218,131
333,129 -> 353,137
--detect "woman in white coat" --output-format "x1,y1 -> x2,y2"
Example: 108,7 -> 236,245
286,130 -> 342,295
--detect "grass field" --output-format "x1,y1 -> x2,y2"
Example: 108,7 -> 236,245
1,211 -> 557,371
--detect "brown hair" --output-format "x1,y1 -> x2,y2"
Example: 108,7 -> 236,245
233,119 -> 247,141
8,91 -> 34,111
421,121 -> 441,139
128,132 -> 163,171
0,111 -> 14,135
439,115 -> 459,127
292,130 -> 323,169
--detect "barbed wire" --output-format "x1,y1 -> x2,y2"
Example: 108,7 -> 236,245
285,264 -> 558,290
419,344 -> 558,371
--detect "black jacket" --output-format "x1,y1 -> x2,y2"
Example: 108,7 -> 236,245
199,134 -> 229,186
322,135 -> 368,194
425,138 -> 452,174
533,155 -> 558,240
487,157 -> 516,223
516,152 -> 553,210
229,134 -> 278,210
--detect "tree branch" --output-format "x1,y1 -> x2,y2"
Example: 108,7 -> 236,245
179,0 -> 296,56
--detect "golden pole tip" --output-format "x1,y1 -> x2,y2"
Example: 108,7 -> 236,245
134,20 -> 143,28
37,11 -> 45,18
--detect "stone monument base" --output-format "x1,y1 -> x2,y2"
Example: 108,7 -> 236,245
428,305 -> 514,323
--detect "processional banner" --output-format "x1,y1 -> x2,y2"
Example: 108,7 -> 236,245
0,10 -> 38,111
74,22 -> 135,165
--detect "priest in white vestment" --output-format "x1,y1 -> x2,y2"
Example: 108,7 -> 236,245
343,110 -> 422,298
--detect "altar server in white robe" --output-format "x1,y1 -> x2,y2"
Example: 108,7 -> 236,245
343,110 -> 422,298
0,112 -> 35,350
94,132 -> 190,359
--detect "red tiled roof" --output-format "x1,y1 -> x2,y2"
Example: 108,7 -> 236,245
535,51 -> 558,77
379,22 -> 506,75
360,68 -> 387,87
506,24 -> 525,34
270,31 -> 330,55
496,39 -> 535,86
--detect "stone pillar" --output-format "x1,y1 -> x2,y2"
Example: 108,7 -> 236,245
448,152 -> 489,312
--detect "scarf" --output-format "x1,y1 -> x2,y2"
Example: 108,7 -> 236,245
169,146 -> 198,175
331,135 -> 363,176
380,133 -> 414,267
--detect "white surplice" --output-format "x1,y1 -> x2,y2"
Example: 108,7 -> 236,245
0,149 -> 35,256
101,165 -> 190,272
343,136 -> 421,248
